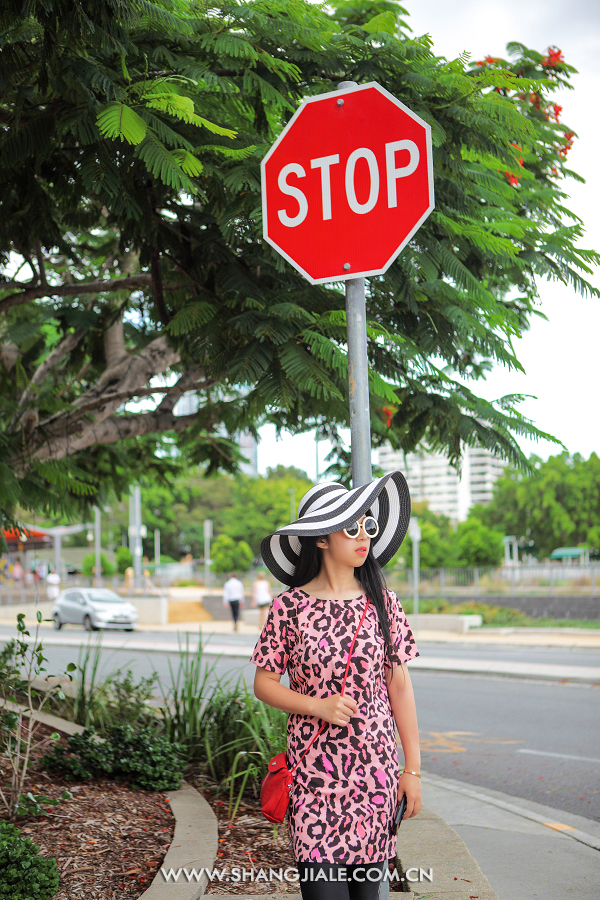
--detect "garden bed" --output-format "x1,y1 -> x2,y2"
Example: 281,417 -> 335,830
0,723 -> 175,899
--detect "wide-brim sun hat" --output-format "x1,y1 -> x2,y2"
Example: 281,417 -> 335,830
260,471 -> 411,584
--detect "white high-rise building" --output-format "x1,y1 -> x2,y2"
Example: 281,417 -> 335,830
239,430 -> 258,477
377,442 -> 507,522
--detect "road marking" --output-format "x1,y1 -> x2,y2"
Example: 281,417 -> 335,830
543,822 -> 576,832
419,731 -> 522,753
517,749 -> 600,764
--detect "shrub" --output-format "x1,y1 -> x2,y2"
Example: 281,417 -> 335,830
115,546 -> 134,574
41,724 -> 184,791
81,552 -> 115,577
0,821 -> 59,899
211,534 -> 253,573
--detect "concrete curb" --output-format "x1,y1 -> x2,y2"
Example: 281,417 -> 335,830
141,781 -> 218,900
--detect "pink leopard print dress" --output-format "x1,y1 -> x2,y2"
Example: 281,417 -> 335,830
249,587 -> 419,864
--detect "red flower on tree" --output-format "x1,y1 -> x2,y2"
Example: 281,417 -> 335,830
542,47 -> 564,67
381,406 -> 397,427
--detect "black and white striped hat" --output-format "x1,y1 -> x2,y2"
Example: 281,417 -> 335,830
260,472 -> 411,584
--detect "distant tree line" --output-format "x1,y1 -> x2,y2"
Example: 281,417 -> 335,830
45,453 -> 599,570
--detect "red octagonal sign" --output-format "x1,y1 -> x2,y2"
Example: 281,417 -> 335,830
262,82 -> 434,285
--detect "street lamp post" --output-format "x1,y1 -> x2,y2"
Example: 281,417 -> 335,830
94,507 -> 102,588
204,519 -> 213,589
409,517 -> 421,636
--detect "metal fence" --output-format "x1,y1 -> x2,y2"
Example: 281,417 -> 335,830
1,563 -> 598,608
388,564 -> 599,598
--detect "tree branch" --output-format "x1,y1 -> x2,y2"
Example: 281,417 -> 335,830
31,410 -> 203,461
0,274 -> 153,315
150,248 -> 170,326
14,328 -> 87,420
39,376 -> 216,428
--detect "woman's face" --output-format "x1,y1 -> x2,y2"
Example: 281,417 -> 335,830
316,514 -> 372,568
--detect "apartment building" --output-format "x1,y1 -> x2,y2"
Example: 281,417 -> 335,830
377,443 -> 506,522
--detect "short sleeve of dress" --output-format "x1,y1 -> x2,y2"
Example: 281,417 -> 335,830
383,589 -> 420,669
249,590 -> 297,674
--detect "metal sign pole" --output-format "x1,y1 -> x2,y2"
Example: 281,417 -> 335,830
338,81 -> 373,490
346,276 -> 372,488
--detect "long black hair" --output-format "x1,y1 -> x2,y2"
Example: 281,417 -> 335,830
288,532 -> 396,670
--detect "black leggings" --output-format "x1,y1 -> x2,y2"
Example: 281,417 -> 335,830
296,860 -> 387,900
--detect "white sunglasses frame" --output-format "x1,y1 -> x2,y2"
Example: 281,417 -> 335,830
342,516 -> 379,540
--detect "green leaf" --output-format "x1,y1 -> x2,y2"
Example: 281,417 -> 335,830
96,103 -> 148,145
170,150 -> 203,176
363,11 -> 397,35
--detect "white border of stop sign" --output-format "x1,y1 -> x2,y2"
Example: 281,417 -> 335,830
261,81 -> 434,284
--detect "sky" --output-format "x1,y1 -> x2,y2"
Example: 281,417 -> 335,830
257,0 -> 600,479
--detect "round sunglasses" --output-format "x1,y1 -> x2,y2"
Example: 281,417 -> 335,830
342,516 -> 379,539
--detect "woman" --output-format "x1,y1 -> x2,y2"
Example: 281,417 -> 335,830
249,474 -> 421,900
252,569 -> 273,630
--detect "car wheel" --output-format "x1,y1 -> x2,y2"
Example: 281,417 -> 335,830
83,614 -> 94,631
124,627 -> 134,632
53,614 -> 62,630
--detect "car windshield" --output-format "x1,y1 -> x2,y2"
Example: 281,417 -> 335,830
86,591 -> 126,604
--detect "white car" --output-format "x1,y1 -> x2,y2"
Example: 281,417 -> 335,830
52,588 -> 138,631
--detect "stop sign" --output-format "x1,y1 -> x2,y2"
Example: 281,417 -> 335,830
261,82 -> 434,285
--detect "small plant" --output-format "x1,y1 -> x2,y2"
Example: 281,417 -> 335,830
0,820 -> 59,899
102,667 -> 160,731
155,632 -> 218,758
0,613 -> 76,819
13,790 -> 72,818
59,634 -> 109,729
42,723 -> 184,791
197,677 -> 288,818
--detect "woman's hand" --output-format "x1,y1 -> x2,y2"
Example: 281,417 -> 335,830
313,693 -> 358,726
398,772 -> 422,819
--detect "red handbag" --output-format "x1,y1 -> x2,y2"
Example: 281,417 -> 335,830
260,598 -> 371,823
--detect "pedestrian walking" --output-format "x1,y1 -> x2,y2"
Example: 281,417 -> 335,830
46,566 -> 61,601
250,473 -> 421,899
12,557 -> 24,584
222,572 -> 245,632
252,569 -> 273,630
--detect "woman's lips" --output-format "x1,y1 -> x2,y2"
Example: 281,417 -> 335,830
356,547 -> 367,555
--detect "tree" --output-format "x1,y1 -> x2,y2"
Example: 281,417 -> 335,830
2,0 -> 598,532
395,502 -> 460,568
455,518 -> 504,567
474,452 -> 600,558
210,534 -> 253,573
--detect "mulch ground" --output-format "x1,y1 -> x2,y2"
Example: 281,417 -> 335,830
1,723 -> 175,899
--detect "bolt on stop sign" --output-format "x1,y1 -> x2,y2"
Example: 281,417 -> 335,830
261,82 -> 434,285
